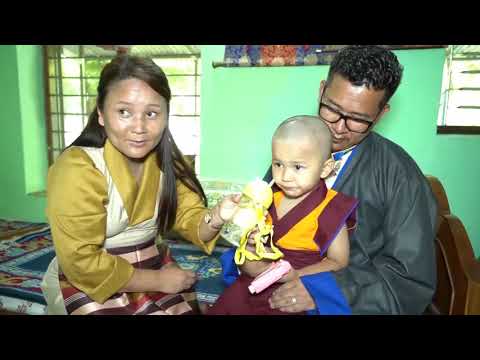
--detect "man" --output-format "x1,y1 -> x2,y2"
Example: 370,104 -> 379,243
263,45 -> 438,314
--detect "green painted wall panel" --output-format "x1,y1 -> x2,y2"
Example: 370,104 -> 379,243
0,45 -> 47,222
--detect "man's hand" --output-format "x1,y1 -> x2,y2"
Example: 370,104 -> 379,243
268,278 -> 316,313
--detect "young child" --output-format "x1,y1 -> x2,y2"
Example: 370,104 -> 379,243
207,115 -> 358,315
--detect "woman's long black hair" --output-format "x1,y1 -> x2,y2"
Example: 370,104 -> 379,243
69,54 -> 207,234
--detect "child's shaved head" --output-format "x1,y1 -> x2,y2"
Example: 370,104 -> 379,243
273,115 -> 332,162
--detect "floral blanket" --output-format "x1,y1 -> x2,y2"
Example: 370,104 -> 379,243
0,222 -> 54,308
0,219 -> 228,314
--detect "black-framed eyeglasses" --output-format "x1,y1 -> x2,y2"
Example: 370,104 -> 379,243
318,93 -> 380,134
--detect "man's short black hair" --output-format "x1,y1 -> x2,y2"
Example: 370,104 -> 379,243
326,45 -> 404,109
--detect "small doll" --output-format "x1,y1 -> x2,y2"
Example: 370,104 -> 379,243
230,179 -> 283,265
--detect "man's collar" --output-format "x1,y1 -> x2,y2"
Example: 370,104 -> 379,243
332,145 -> 357,161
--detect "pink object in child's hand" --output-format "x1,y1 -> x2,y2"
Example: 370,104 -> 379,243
248,260 -> 292,294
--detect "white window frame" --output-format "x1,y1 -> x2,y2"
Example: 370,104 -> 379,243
437,45 -> 480,134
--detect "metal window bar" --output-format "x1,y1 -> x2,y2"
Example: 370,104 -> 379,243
80,62 -> 86,130
48,76 -> 101,79
56,49 -> 65,150
42,46 -> 54,165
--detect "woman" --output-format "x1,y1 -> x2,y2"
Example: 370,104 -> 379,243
41,55 -> 238,315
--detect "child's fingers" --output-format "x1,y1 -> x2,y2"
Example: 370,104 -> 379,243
247,230 -> 259,244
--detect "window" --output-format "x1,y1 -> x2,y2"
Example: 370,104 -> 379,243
44,45 -> 201,172
437,45 -> 480,134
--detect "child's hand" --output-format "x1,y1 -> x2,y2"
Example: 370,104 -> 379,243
247,226 -> 261,245
246,238 -> 273,255
240,258 -> 272,278
247,227 -> 272,246
277,268 -> 299,283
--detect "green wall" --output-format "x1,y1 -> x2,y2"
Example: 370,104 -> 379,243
200,45 -> 480,256
17,45 -> 49,195
0,45 -> 47,222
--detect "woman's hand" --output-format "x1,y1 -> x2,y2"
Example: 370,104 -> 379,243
157,263 -> 197,294
205,194 -> 241,231
217,193 -> 241,223
199,193 -> 242,242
